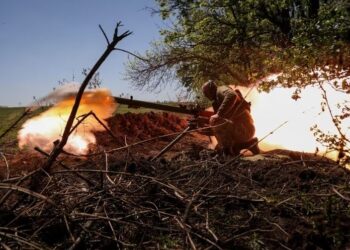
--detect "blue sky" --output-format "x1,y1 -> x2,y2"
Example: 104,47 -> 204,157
0,0 -> 179,106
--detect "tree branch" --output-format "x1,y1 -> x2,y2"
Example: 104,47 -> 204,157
114,48 -> 148,61
40,22 -> 132,172
99,24 -> 110,45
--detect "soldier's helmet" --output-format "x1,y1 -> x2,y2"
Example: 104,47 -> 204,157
202,80 -> 217,100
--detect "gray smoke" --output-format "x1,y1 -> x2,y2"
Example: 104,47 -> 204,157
29,82 -> 80,111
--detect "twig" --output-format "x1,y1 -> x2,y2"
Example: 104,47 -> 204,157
64,214 -> 75,242
0,184 -> 56,206
0,168 -> 42,206
104,151 -> 115,185
0,151 -> 10,180
183,179 -> 211,222
332,186 -> 350,201
28,216 -> 56,240
190,230 -> 223,250
34,146 -> 95,186
114,48 -> 148,61
205,211 -> 219,242
152,126 -> 191,161
90,111 -> 119,141
68,205 -> 104,250
219,228 -> 274,246
52,168 -> 189,199
276,196 -> 296,206
264,218 -> 290,238
319,82 -> 349,144
67,122 -> 228,157
68,111 -> 92,135
175,217 -> 222,250
0,230 -> 46,250
103,204 -> 118,242
187,231 -> 197,250
0,242 -> 11,250
174,217 -> 194,249
68,111 -> 119,143
72,211 -> 172,231
99,24 -> 110,45
279,242 -> 293,250
224,120 -> 289,166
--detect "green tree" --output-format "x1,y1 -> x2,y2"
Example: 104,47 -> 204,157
127,0 -> 349,92
126,0 -> 350,163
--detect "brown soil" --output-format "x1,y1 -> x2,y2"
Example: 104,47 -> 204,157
94,111 -> 210,158
0,112 -> 349,249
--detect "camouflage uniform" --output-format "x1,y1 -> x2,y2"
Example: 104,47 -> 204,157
210,86 -> 256,155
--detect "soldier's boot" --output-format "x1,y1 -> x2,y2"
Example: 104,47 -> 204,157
229,145 -> 241,156
246,137 -> 260,155
236,137 -> 260,155
214,143 -> 224,156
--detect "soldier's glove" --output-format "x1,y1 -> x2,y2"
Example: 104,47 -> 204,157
209,114 -> 220,125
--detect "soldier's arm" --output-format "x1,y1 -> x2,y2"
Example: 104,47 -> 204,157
216,89 -> 239,118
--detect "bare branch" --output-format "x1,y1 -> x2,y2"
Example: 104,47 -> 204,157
114,48 -> 148,61
0,152 -> 9,180
99,24 -> 110,45
0,184 -> 56,206
40,22 -> 131,172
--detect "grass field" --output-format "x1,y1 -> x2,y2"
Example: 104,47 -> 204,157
115,104 -> 159,114
0,107 -> 28,143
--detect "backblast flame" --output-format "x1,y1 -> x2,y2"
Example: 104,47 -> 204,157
18,88 -> 117,155
236,76 -> 349,159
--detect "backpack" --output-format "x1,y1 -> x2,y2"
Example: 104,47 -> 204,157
230,87 -> 251,113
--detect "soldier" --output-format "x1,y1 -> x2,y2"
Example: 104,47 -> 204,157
202,80 -> 260,155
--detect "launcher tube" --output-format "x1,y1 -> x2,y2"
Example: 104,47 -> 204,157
113,96 -> 212,117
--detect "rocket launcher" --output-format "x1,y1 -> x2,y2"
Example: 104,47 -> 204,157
113,96 -> 214,127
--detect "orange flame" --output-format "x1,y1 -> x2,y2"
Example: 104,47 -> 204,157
236,77 -> 349,159
18,88 -> 117,154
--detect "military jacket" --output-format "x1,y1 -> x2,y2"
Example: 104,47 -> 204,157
212,86 -> 250,119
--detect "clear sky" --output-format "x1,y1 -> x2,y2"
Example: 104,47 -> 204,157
0,0 -> 179,107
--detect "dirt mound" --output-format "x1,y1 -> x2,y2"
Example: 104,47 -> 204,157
0,112 -> 208,177
95,112 -> 189,147
110,112 -> 188,140
94,112 -> 208,158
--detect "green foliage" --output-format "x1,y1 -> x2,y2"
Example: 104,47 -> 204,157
126,0 -> 350,160
127,0 -> 349,92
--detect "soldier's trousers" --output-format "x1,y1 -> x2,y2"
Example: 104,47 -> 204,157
210,110 -> 256,155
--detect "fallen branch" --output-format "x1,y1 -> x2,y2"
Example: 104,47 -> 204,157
34,146 -> 95,186
0,152 -> 10,180
0,230 -> 46,250
332,186 -> 350,201
0,184 -> 56,206
0,168 -> 42,206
